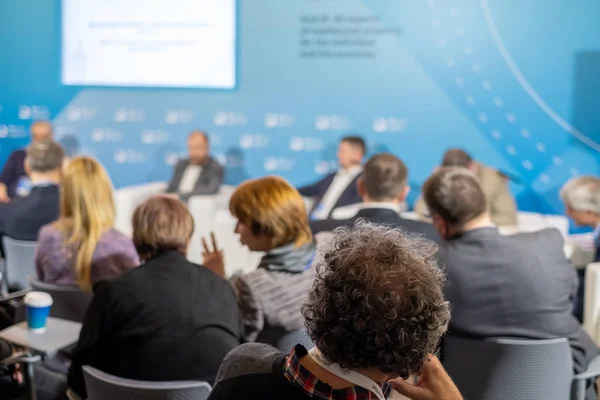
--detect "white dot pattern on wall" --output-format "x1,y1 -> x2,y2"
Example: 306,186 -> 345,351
423,2 -> 585,185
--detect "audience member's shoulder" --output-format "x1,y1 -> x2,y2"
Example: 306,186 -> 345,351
8,149 -> 25,160
190,260 -> 236,288
91,276 -> 120,299
513,227 -> 564,246
479,164 -> 502,179
37,223 -> 59,240
216,343 -> 283,383
310,218 -> 347,235
236,267 -> 270,287
210,157 -> 224,169
105,228 -> 132,241
96,229 -> 135,252
401,218 -> 441,242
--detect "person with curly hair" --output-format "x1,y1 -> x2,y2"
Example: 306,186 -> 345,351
208,221 -> 461,400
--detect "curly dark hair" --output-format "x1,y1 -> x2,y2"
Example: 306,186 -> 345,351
303,220 -> 450,378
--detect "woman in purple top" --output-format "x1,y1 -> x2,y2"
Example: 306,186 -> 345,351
35,157 -> 138,289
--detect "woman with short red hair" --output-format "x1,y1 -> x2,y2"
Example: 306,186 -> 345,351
203,176 -> 316,342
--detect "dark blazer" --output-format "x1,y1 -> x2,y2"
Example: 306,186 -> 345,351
68,251 -> 242,398
298,172 -> 362,218
166,157 -> 224,201
310,207 -> 441,243
440,227 -> 599,373
0,184 -> 60,243
0,149 -> 27,199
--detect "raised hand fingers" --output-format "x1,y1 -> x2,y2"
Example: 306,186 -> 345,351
210,231 -> 219,252
202,236 -> 211,254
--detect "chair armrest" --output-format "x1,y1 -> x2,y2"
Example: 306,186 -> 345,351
0,351 -> 41,366
0,288 -> 30,303
66,389 -> 84,400
574,354 -> 600,381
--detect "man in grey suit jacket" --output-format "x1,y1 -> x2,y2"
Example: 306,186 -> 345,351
422,167 -> 599,382
166,130 -> 224,201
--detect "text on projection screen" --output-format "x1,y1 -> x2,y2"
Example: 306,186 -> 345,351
62,0 -> 236,88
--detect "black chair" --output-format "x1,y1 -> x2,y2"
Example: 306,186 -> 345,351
443,335 -> 600,400
2,237 -> 37,291
256,326 -> 313,352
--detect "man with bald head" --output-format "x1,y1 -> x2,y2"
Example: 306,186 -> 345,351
0,120 -> 53,202
166,130 -> 224,201
414,148 -> 518,227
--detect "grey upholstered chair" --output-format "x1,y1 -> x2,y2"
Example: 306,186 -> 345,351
29,277 -> 93,322
443,335 -> 600,400
256,327 -> 314,352
2,237 -> 37,290
82,366 -> 212,400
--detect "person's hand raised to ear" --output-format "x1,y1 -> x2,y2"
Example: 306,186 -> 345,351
202,232 -> 225,278
389,355 -> 462,400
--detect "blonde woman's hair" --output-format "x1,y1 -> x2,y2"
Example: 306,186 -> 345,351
54,156 -> 115,290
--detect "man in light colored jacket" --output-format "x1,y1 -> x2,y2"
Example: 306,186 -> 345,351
414,148 -> 518,227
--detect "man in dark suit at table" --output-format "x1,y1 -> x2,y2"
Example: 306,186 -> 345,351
166,130 -> 224,202
0,120 -> 53,202
423,167 -> 599,390
298,136 -> 365,220
0,140 -> 64,246
310,153 -> 440,243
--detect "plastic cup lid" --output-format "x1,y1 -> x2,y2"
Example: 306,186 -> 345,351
24,291 -> 53,307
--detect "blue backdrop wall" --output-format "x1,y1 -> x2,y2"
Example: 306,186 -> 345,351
0,0 -> 599,215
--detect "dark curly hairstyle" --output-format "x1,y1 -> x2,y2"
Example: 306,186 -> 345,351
303,220 -> 450,379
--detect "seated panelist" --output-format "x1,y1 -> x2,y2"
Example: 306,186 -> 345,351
298,136 -> 365,220
414,148 -> 518,227
561,176 -> 600,262
560,176 -> 600,322
166,130 -> 224,201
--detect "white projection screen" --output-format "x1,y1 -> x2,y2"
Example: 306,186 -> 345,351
62,0 -> 237,89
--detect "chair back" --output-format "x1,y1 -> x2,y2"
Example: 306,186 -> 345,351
256,327 -> 314,352
443,335 -> 573,400
83,366 -> 211,400
29,278 -> 93,322
2,237 -> 37,290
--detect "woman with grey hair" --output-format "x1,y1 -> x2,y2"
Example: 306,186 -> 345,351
208,221 -> 460,400
560,176 -> 600,321
561,176 -> 600,237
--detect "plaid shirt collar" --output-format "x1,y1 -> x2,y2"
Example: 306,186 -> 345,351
283,344 -> 392,400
